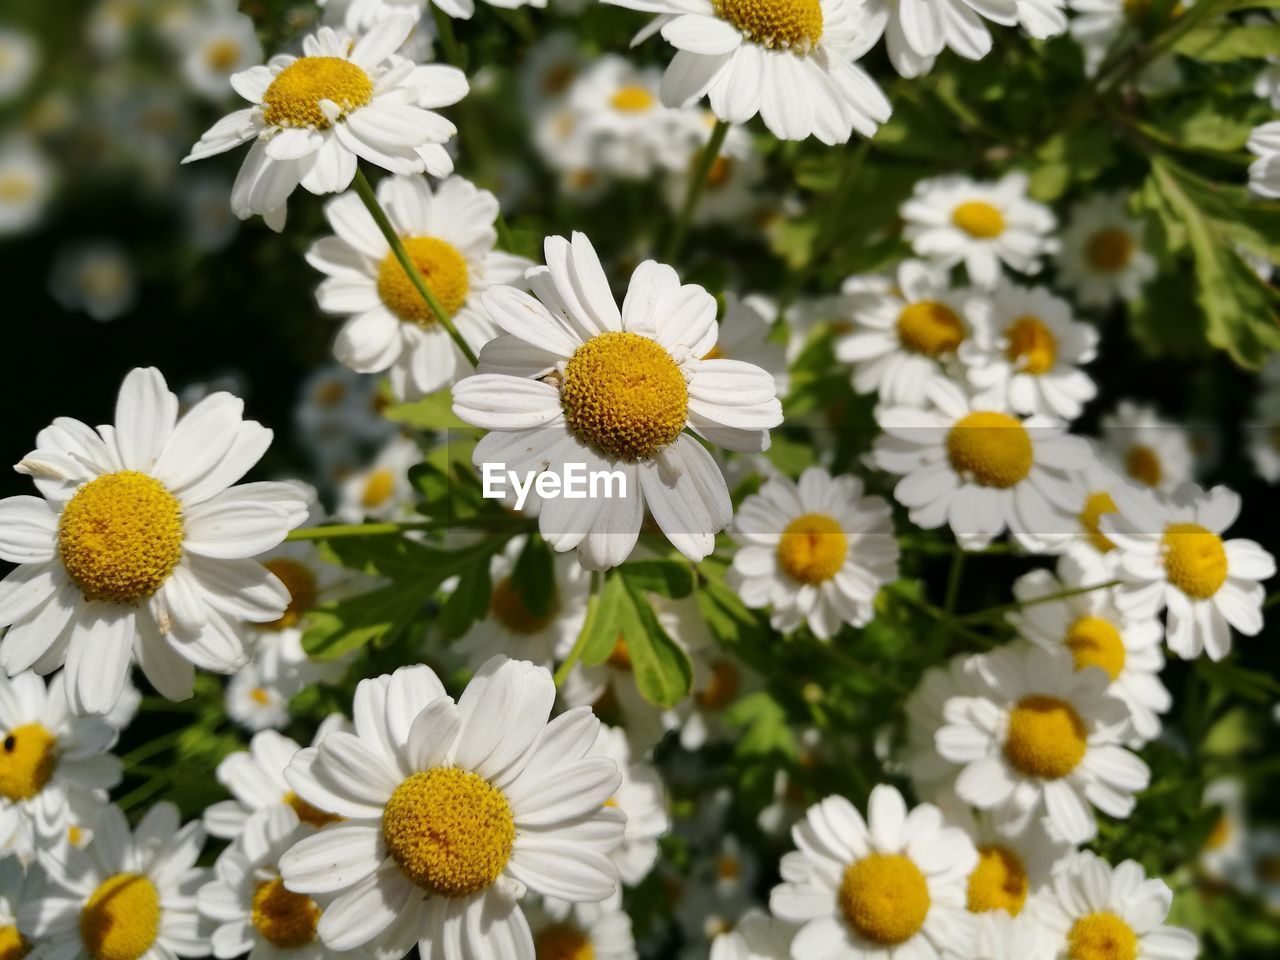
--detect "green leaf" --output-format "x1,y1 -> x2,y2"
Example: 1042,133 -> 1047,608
695,574 -> 771,651
1148,96 -> 1270,152
510,535 -> 555,618
724,691 -> 797,759
580,574 -> 638,666
381,386 -> 468,431
578,575 -> 692,706
302,582 -> 429,660
1173,23 -> 1280,62
618,558 -> 695,599
437,551 -> 493,640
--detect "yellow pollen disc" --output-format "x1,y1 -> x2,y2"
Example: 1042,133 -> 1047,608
952,201 -> 1006,239
897,300 -> 965,357
0,723 -> 58,802
946,412 -> 1033,489
490,576 -> 559,635
706,155 -> 733,190
249,687 -> 273,706
1067,911 -> 1138,960
838,853 -> 931,945
1005,316 -> 1057,375
0,176 -> 34,202
205,39 -> 242,72
262,56 -> 373,130
362,468 -> 397,509
1086,228 -> 1134,273
607,635 -> 632,670
1004,695 -> 1088,780
696,659 -> 742,711
717,853 -> 743,880
260,558 -> 319,631
68,825 -> 85,846
777,513 -> 847,585
251,878 -> 321,949
966,844 -> 1028,915
315,379 -> 347,406
0,925 -> 28,960
284,791 -> 344,829
560,331 -> 688,461
713,0 -> 824,51
535,924 -> 595,960
58,471 -> 184,604
1124,445 -> 1161,488
1203,816 -> 1230,851
1079,491 -> 1118,553
377,236 -> 470,325
542,63 -> 575,95
609,85 -> 655,112
80,873 -> 161,960
1064,616 -> 1126,682
382,768 -> 515,897
1161,523 -> 1228,600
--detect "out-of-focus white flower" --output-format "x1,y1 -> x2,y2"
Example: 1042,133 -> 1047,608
0,27 -> 38,101
48,241 -> 137,323
1056,192 -> 1157,309
1248,121 -> 1280,198
0,139 -> 54,236
1098,400 -> 1194,496
177,10 -> 263,99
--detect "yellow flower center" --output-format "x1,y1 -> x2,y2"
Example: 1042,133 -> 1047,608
1203,816 -> 1230,851
706,155 -> 733,190
58,471 -> 184,604
542,63 -> 575,94
80,874 -> 161,960
249,687 -> 273,706
251,878 -> 321,949
776,513 -> 847,585
285,791 -> 344,829
609,85 -> 655,112
1004,695 -> 1088,780
897,300 -> 965,357
0,925 -> 28,960
1067,912 -> 1138,960
952,201 -> 1006,239
261,57 -> 374,130
1064,616 -> 1126,682
696,659 -> 741,711
361,468 -> 397,509
535,924 -> 595,960
205,39 -> 242,72
1079,491 -> 1118,553
1086,228 -> 1134,273
382,768 -> 515,897
1124,444 -> 1162,488
1161,523 -> 1228,600
490,576 -> 559,635
1004,316 -> 1057,375
838,853 -> 931,945
713,0 -> 824,51
946,412 -> 1033,489
0,723 -> 58,802
560,331 -> 688,461
717,853 -> 743,880
607,635 -> 632,670
377,237 -> 470,325
0,175 -> 34,202
260,558 -> 319,631
966,844 -> 1028,915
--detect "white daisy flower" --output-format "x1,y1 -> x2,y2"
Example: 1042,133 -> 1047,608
0,672 -> 119,860
959,284 -> 1098,421
664,117 -> 765,226
21,802 -> 209,960
1248,120 -> 1280,198
182,174 -> 241,253
870,379 -> 1087,551
935,644 -> 1148,844
729,466 -> 899,638
0,855 -> 33,957
711,909 -> 795,960
0,367 -> 309,715
48,241 -> 136,323
968,910 -> 1054,960
594,725 -> 668,888
277,657 -> 625,960
178,10 -> 263,99
295,365 -> 394,452
520,31 -> 584,114
1104,483 -> 1276,661
1199,778 -> 1250,886
0,139 -> 54,236
1097,400 -> 1193,496
602,0 -> 892,144
1008,548 -> 1170,743
1247,419 -> 1280,485
901,653 -> 985,805
675,832 -> 761,951
226,666 -> 293,733
335,434 -> 422,523
199,805 -> 361,960
455,536 -> 590,671
1034,455 -> 1147,561
1033,851 -> 1198,960
204,720 -> 349,842
770,784 -> 977,959
183,16 -> 467,231
677,653 -> 761,751
834,260 -> 984,407
948,808 -> 1075,917
1067,0 -> 1182,89
902,173 -> 1058,288
704,293 -> 790,396
525,899 -> 637,960
0,28 -> 37,102
453,232 -> 783,569
1055,193 -> 1157,309
861,0 -> 1066,79
309,174 -> 531,401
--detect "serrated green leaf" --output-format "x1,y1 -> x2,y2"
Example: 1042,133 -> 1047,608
381,386 -> 469,431
1174,23 -> 1280,62
624,582 -> 694,707
511,535 -> 555,618
619,558 -> 695,599
580,574 -> 642,666
437,552 -> 492,640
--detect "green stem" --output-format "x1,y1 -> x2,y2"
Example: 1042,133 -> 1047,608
351,168 -> 480,368
117,772 -> 172,812
555,571 -> 602,686
957,580 -> 1122,625
942,549 -> 966,615
431,5 -> 465,67
120,729 -> 185,770
885,583 -> 998,650
286,521 -> 427,541
663,120 -> 730,263
1097,0 -> 1229,94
